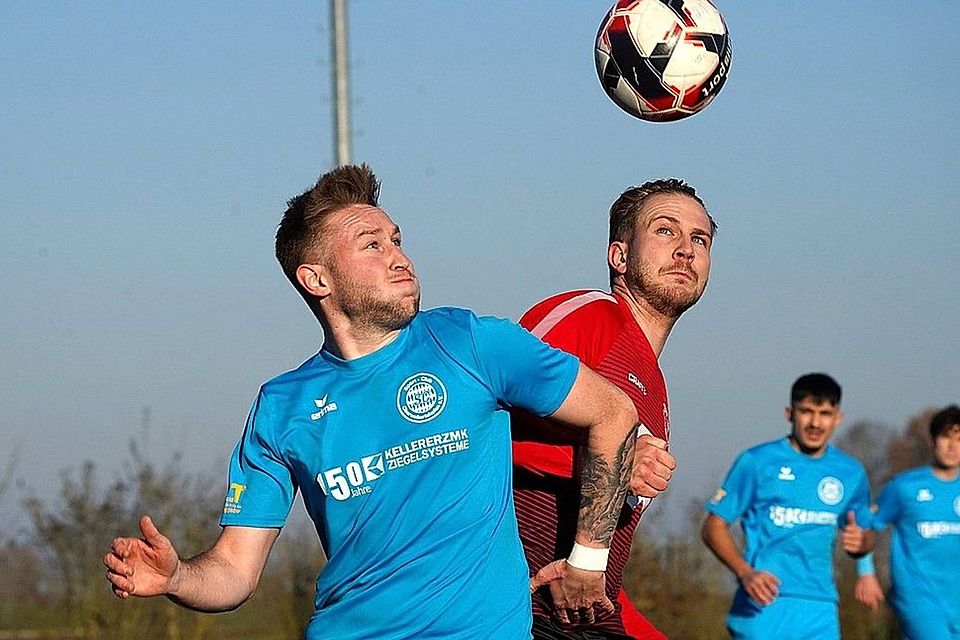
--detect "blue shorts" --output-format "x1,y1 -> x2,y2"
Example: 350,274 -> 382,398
727,591 -> 838,640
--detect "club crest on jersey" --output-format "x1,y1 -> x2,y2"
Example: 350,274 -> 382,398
916,488 -> 933,502
817,476 -> 844,506
397,372 -> 447,423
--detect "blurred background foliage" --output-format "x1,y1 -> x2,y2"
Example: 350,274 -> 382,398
0,409 -> 937,639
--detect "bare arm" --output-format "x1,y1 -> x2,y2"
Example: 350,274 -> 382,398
854,574 -> 884,610
529,363 -> 637,623
104,515 -> 279,612
702,513 -> 780,606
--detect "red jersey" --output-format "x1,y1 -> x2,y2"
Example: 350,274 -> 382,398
512,290 -> 669,639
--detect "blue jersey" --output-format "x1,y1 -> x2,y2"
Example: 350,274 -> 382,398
220,308 -> 580,640
706,438 -> 872,601
873,467 -> 960,628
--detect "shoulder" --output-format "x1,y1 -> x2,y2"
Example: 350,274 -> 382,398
745,438 -> 786,458
416,306 -> 479,328
520,289 -> 620,337
413,306 -> 496,339
889,466 -> 926,488
260,351 -> 329,396
827,446 -> 869,478
414,306 -> 537,358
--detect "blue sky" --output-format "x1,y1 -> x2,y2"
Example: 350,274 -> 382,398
1,2 -> 958,533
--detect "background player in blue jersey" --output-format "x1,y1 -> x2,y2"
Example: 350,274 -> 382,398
103,164 -> 641,639
701,373 -> 874,640
854,404 -> 960,639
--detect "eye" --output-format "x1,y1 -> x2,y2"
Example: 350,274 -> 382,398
656,227 -> 673,236
692,235 -> 708,246
392,236 -> 402,247
365,240 -> 380,250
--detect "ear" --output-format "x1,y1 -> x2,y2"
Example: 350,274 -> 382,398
607,242 -> 628,276
784,405 -> 793,422
296,263 -> 330,299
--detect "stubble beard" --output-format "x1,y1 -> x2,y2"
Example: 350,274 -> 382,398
340,281 -> 421,333
628,258 -> 704,319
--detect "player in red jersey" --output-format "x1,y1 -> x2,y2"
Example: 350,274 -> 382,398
514,179 -> 716,639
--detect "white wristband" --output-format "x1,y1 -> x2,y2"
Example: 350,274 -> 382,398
566,543 -> 610,572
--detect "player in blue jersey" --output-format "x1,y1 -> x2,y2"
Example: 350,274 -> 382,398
103,164 -> 641,639
701,373 -> 875,640
854,404 -> 960,639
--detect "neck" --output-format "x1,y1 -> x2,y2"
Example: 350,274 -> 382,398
788,435 -> 827,458
931,464 -> 960,481
318,314 -> 403,360
610,279 -> 678,357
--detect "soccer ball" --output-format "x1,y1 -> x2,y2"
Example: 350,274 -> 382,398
595,0 -> 732,122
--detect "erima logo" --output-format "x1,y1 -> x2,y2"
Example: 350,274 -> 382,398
627,372 -> 647,395
311,395 -> 338,420
778,466 -> 795,481
916,488 -> 933,502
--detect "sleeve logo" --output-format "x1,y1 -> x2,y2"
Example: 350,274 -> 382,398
396,373 -> 447,423
223,482 -> 247,515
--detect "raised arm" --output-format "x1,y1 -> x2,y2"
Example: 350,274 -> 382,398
104,515 -> 279,612
702,513 -> 780,606
530,363 -> 637,623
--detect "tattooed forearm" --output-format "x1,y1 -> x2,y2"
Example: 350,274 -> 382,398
577,425 -> 637,546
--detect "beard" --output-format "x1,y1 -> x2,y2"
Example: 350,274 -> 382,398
336,276 -> 421,332
627,257 -> 705,319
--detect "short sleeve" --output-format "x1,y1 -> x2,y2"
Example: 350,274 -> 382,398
219,389 -> 296,528
470,315 -> 579,418
844,466 -> 874,530
871,478 -> 901,530
705,450 -> 757,524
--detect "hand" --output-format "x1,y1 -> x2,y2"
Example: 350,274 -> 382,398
104,515 -> 180,599
629,435 -> 676,498
739,568 -> 780,606
854,574 -> 884,611
530,559 -> 615,625
840,511 -> 867,554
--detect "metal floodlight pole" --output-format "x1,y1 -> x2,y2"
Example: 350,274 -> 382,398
331,0 -> 352,166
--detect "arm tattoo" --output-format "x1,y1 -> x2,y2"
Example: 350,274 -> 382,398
577,425 -> 637,546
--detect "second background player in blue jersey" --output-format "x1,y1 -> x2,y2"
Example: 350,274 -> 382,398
855,404 -> 960,640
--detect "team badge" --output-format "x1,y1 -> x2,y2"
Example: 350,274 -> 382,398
817,476 -> 844,506
397,372 -> 447,423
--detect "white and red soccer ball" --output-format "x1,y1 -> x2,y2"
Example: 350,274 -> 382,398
595,0 -> 732,122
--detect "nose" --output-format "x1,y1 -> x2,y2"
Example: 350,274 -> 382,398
673,235 -> 695,261
390,245 -> 413,272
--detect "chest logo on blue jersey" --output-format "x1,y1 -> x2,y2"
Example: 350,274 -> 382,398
397,373 -> 447,423
916,488 -> 933,502
778,466 -> 795,481
817,476 -> 844,506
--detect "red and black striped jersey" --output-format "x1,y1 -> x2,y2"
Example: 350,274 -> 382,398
512,289 -> 669,637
